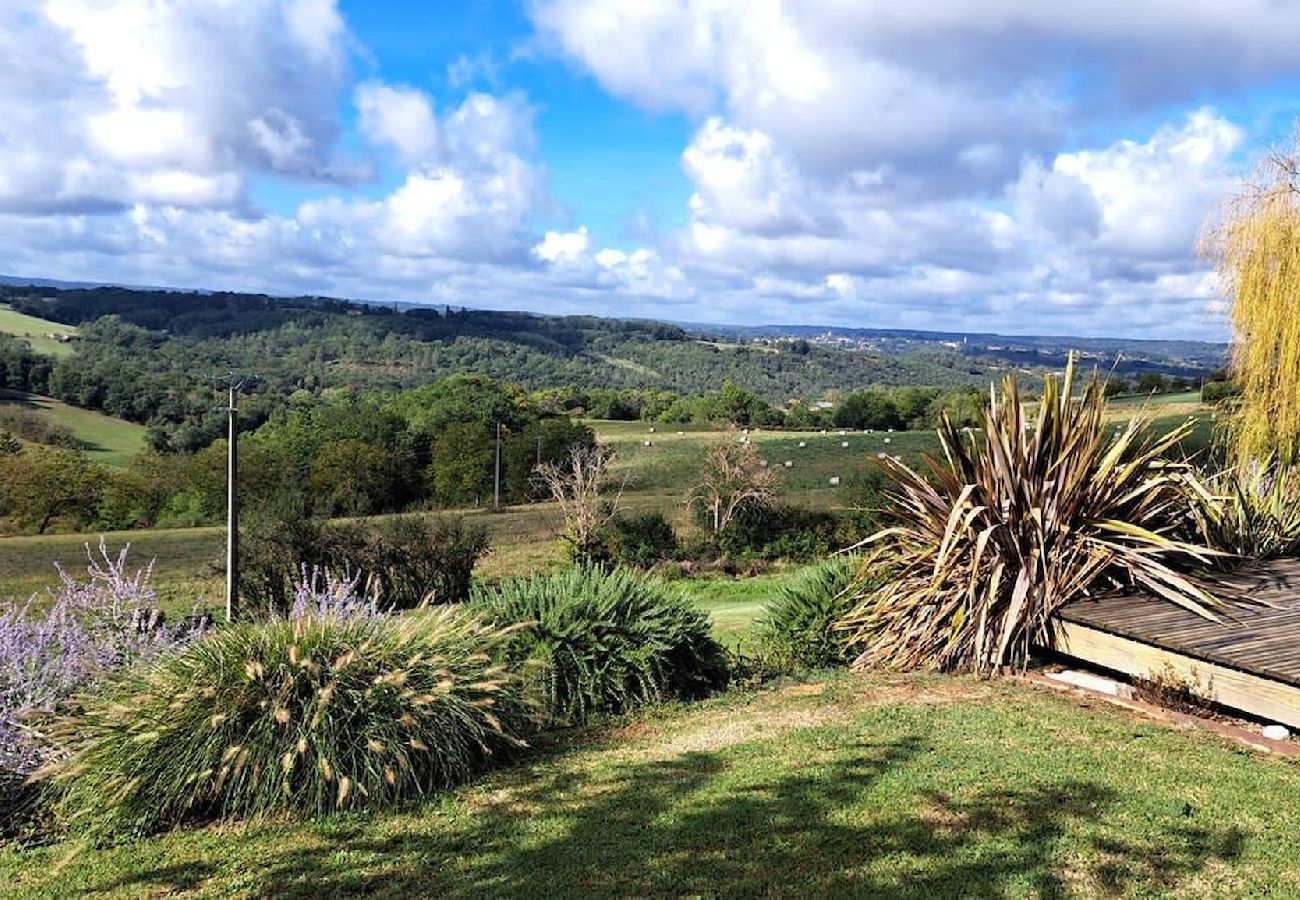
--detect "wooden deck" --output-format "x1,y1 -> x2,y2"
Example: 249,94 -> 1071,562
1052,559 -> 1300,728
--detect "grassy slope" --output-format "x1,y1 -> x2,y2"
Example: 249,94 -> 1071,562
0,389 -> 145,466
5,673 -> 1298,897
0,406 -> 1217,608
0,526 -> 226,609
0,304 -> 77,357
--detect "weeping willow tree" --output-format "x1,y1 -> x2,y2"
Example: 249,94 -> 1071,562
1204,145 -> 1300,465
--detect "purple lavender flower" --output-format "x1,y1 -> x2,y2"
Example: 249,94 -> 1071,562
0,540 -> 197,775
287,565 -> 382,622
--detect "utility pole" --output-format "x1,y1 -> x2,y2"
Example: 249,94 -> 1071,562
212,372 -> 258,623
494,421 -> 502,511
536,432 -> 542,468
225,383 -> 239,623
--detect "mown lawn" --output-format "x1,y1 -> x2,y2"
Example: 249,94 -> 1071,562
5,673 -> 1298,897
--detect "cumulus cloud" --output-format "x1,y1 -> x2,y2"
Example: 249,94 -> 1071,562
0,0 -> 356,214
0,0 -> 1276,340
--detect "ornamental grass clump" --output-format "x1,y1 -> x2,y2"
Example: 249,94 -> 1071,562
756,557 -> 879,670
472,567 -> 728,724
843,359 -> 1224,675
49,606 -> 528,838
1200,460 -> 1300,561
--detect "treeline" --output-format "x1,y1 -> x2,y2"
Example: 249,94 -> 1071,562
1,285 -> 1003,451
0,375 -> 592,534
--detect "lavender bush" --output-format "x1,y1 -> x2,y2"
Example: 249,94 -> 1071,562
0,540 -> 199,777
286,565 -> 381,621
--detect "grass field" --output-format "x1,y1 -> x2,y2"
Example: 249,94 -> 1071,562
0,389 -> 145,466
0,304 -> 77,357
5,671 -> 1298,896
0,405 -> 1220,612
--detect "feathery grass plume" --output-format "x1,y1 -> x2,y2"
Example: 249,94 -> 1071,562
471,567 -> 727,724
842,358 -> 1225,675
1202,141 -> 1300,465
47,606 -> 528,838
756,556 -> 882,670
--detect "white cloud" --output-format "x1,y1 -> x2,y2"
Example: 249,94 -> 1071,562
0,0 -> 355,214
533,227 -> 589,265
356,82 -> 440,165
297,90 -> 545,263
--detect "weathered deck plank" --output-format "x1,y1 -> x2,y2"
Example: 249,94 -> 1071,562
1053,559 -> 1300,723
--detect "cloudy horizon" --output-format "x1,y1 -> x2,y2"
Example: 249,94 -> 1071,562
3,1 -> 1296,341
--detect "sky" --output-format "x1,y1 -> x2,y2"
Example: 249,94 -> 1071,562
3,1 -> 1299,340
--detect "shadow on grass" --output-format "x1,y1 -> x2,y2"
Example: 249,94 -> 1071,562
94,729 -> 1246,898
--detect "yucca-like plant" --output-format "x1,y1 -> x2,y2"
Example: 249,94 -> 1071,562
843,359 -> 1224,675
757,557 -> 873,670
1200,459 -> 1300,560
471,567 -> 727,724
47,607 -> 527,838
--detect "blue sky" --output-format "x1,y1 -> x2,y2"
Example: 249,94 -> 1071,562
3,1 -> 1299,339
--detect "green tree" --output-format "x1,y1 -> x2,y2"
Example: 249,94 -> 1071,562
0,446 -> 105,533
427,422 -> 494,507
308,439 -> 401,517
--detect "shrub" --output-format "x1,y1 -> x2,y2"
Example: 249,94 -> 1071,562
757,557 -> 876,669
844,359 -> 1224,674
604,511 -> 678,568
49,605 -> 527,838
1200,459 -> 1300,560
240,513 -> 490,614
324,515 -> 490,608
716,503 -> 839,562
0,541 -> 195,779
472,567 -> 728,724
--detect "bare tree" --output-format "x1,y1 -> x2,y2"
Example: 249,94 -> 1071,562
535,443 -> 623,563
687,435 -> 779,535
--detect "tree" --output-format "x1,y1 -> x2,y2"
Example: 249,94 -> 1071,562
308,439 -> 400,516
502,419 -> 595,503
535,443 -> 623,564
427,422 -> 494,507
834,389 -> 903,430
98,449 -> 189,529
0,446 -> 105,533
687,435 -> 779,535
1204,141 -> 1300,464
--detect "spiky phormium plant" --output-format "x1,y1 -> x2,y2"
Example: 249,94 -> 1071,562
842,359 -> 1224,675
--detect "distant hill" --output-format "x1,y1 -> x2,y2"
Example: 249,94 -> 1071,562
694,323 -> 1227,380
0,281 -> 1224,454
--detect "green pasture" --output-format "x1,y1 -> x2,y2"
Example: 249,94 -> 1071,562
0,389 -> 146,466
0,303 -> 77,357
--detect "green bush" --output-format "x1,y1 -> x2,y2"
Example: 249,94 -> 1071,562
471,567 -> 728,724
716,503 -> 840,562
757,557 -> 877,669
604,511 -> 678,568
49,608 -> 527,838
325,515 -> 490,608
240,512 -> 490,614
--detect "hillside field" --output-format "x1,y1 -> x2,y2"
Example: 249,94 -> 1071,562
0,303 -> 77,357
0,397 -> 1213,618
0,389 -> 146,466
